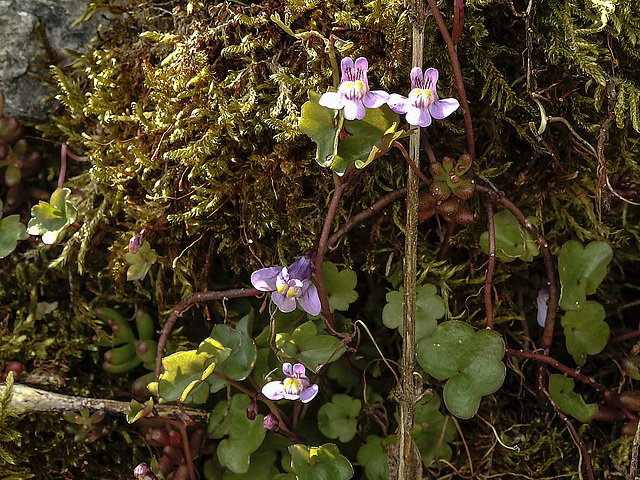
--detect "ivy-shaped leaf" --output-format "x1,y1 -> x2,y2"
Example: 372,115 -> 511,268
322,262 -> 358,312
26,187 -> 77,244
298,90 -> 341,168
124,240 -> 157,281
331,104 -> 399,175
355,122 -> 406,170
203,448 -> 280,480
382,284 -> 445,341
417,321 -> 506,419
479,209 -> 539,262
148,337 -> 230,404
561,301 -> 609,366
276,321 -> 345,370
357,435 -> 390,480
207,314 -> 257,393
317,394 -> 362,443
0,201 -> 28,258
558,240 -> 613,311
548,374 -> 597,422
414,394 -> 457,466
289,443 -> 353,480
208,394 -> 267,474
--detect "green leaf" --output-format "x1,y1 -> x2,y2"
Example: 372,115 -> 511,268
322,262 -> 358,312
558,240 -> 613,311
317,394 -> 362,442
207,315 -> 257,393
298,90 -> 341,168
0,202 -> 28,258
413,394 -> 457,466
124,240 -> 157,281
548,374 -> 597,422
331,104 -> 399,175
561,301 -> 609,366
149,337 -> 230,404
355,122 -> 405,169
276,321 -> 345,370
208,394 -> 267,474
26,188 -> 77,244
479,209 -> 539,262
417,321 -> 506,419
357,436 -> 389,480
382,284 -> 445,341
289,443 -> 353,480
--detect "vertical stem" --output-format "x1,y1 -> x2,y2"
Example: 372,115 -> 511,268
483,195 -> 496,329
398,3 -> 425,479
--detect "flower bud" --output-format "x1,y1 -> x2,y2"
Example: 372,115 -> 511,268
262,413 -> 279,430
246,396 -> 258,421
129,232 -> 145,254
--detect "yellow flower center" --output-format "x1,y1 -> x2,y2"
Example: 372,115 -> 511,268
283,377 -> 302,395
339,80 -> 366,100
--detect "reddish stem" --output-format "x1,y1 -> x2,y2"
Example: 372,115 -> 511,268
154,288 -> 260,381
426,0 -> 475,158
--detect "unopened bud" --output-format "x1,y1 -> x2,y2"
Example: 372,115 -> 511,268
246,396 -> 258,420
129,232 -> 145,254
262,413 -> 279,430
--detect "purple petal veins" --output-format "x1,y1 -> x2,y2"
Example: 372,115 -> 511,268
261,362 -> 319,403
388,67 -> 460,127
250,257 -> 321,315
319,56 -> 389,121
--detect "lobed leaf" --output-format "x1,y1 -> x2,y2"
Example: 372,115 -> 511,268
548,374 -> 597,422
417,321 -> 506,419
558,240 -> 613,311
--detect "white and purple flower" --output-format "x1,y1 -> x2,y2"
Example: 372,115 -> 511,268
537,281 -> 550,328
388,67 -> 460,127
319,57 -> 389,120
262,363 -> 319,403
251,256 -> 321,316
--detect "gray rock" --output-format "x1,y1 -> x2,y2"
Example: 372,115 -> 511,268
0,0 -> 102,122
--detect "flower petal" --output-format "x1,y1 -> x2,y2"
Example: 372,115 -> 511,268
406,106 -> 432,127
340,57 -> 355,81
423,67 -> 439,93
354,56 -> 369,73
300,384 -> 319,403
282,362 -> 293,376
387,93 -> 410,114
262,381 -> 285,400
319,91 -> 345,111
298,282 -> 321,316
343,100 -> 366,120
292,363 -> 306,376
429,98 -> 460,119
272,291 -> 297,313
410,67 -> 424,89
363,90 -> 389,109
287,257 -> 313,281
251,267 -> 283,291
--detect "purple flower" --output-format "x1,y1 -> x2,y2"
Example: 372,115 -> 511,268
319,57 -> 389,120
251,257 -> 321,316
388,67 -> 460,127
133,463 -> 158,480
262,362 -> 319,403
262,413 -> 279,430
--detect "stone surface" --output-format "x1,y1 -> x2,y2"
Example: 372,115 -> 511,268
0,0 -> 102,121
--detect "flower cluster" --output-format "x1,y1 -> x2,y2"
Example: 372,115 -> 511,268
251,256 -> 321,316
319,57 -> 460,126
262,362 -> 318,403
